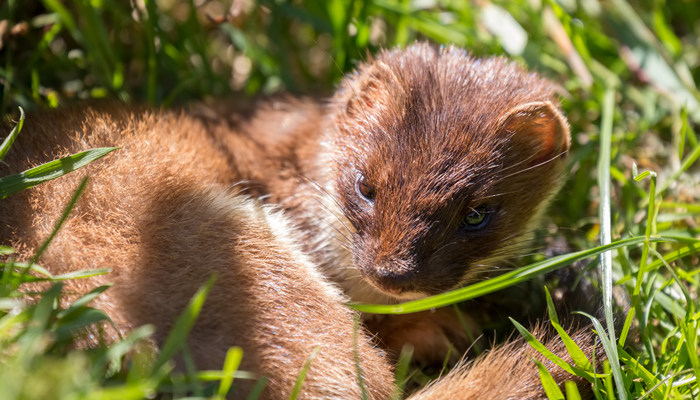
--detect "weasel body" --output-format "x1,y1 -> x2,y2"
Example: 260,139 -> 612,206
0,43 -> 598,398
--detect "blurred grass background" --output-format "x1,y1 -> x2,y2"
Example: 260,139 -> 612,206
1,0 -> 699,399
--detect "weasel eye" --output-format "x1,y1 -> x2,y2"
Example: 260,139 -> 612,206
356,174 -> 375,201
460,207 -> 491,230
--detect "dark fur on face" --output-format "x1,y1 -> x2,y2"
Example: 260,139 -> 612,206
328,43 -> 570,298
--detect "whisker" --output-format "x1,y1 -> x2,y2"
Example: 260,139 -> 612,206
471,189 -> 521,202
312,201 -> 355,243
493,150 -> 567,183
308,199 -> 353,241
281,176 -> 356,241
295,175 -> 348,215
432,240 -> 460,258
227,179 -> 265,195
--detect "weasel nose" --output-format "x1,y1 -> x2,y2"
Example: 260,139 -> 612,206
368,268 -> 416,294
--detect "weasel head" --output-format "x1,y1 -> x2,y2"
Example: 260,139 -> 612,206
325,43 -> 570,301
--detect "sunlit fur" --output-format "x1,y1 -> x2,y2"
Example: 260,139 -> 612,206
0,43 -> 600,399
0,105 -> 395,399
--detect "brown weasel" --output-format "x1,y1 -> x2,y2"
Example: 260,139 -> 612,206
0,43 -> 599,398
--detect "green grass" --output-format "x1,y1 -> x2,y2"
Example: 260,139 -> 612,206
1,0 -> 699,398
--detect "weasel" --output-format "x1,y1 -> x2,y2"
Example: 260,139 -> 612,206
0,43 -> 599,398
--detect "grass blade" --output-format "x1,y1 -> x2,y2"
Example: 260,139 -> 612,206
0,107 -> 23,162
579,312 -> 630,397
217,347 -> 244,399
246,376 -> 268,400
288,347 -> 320,400
350,235 -> 682,314
533,358 -> 565,400
544,288 -> 593,371
98,325 -> 156,377
597,86 -> 626,400
0,147 -> 117,199
391,344 -> 413,400
57,284 -> 112,316
152,274 -> 217,373
352,314 -> 369,400
16,284 -> 63,364
658,141 -> 700,195
565,380 -> 583,400
28,176 -> 89,266
510,318 -> 596,380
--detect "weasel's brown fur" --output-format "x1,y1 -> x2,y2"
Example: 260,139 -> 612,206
1,43 -> 599,398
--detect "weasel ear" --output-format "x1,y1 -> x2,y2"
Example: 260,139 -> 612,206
345,62 -> 396,118
500,101 -> 570,166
